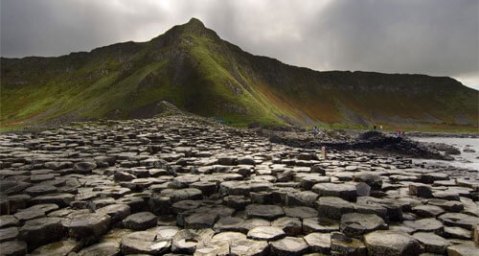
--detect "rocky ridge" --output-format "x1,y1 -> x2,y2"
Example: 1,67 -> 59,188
0,114 -> 478,256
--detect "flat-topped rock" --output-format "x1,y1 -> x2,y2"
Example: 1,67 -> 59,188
247,226 -> 285,240
246,204 -> 284,220
312,183 -> 357,202
304,232 -> 331,254
412,232 -> 449,254
121,229 -> 172,255
62,212 -> 111,240
438,212 -> 479,230
19,217 -> 65,250
122,211 -> 157,230
364,230 -> 422,256
340,213 -> 387,236
270,236 -> 309,256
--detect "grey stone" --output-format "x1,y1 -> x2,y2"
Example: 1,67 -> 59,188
19,217 -> 66,250
247,226 -> 285,240
404,218 -> 443,233
447,241 -> 479,256
96,204 -> 131,223
121,230 -> 172,255
31,239 -> 81,256
438,212 -> 479,230
303,217 -> 339,233
316,197 -> 355,220
0,240 -> 27,256
230,238 -> 269,256
330,231 -> 367,256
270,236 -> 309,256
283,206 -> 318,219
340,213 -> 387,236
0,215 -> 18,228
272,217 -> 302,235
0,227 -> 18,242
364,230 -> 422,256
304,232 -> 331,254
122,212 -> 157,230
412,232 -> 449,254
62,212 -> 111,240
245,204 -> 284,220
312,183 -> 357,202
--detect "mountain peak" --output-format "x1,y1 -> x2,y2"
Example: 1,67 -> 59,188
186,17 -> 205,27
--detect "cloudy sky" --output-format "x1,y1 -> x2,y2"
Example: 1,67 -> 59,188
1,0 -> 478,89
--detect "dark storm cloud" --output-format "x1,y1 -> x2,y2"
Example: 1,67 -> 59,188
1,0 -> 478,88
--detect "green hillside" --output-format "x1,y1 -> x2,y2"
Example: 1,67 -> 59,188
1,18 -> 478,132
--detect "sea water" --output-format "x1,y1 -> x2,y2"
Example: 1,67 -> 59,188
411,137 -> 479,171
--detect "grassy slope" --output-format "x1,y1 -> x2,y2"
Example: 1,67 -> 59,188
1,18 -> 478,132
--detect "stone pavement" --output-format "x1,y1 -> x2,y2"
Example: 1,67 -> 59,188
0,115 -> 478,255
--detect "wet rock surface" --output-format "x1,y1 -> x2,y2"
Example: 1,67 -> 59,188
0,115 -> 478,255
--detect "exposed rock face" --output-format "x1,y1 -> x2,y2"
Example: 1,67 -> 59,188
0,115 -> 477,255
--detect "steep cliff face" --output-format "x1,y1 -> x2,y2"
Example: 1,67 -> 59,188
1,18 -> 478,131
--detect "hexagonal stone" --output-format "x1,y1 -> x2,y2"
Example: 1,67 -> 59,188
96,204 -> 131,223
120,229 -> 172,255
0,215 -> 18,228
190,181 -> 218,195
0,240 -> 27,256
224,195 -> 251,210
169,188 -> 203,202
272,217 -> 302,235
316,197 -> 355,220
31,193 -> 75,207
246,204 -> 284,220
364,230 -> 422,256
285,191 -> 318,207
122,212 -> 157,230
270,236 -> 309,256
230,238 -> 269,256
195,240 -> 229,256
184,211 -> 218,229
312,183 -> 357,202
303,217 -> 339,233
172,200 -> 201,213
171,229 -> 214,254
412,205 -> 444,217
404,218 -> 443,233
76,241 -> 120,256
31,239 -> 81,256
353,172 -> 382,189
444,226 -> 472,239
304,232 -> 331,254
412,232 -> 449,254
0,227 -> 18,242
283,206 -> 318,219
73,162 -> 96,173
62,212 -> 111,239
447,241 -> 479,256
330,232 -> 367,256
19,217 -> 66,250
213,216 -> 246,233
240,218 -> 271,231
24,185 -> 58,196
247,226 -> 285,240
340,213 -> 387,236
438,213 -> 479,230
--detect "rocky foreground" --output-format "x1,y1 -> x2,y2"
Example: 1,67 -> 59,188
0,115 -> 478,256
